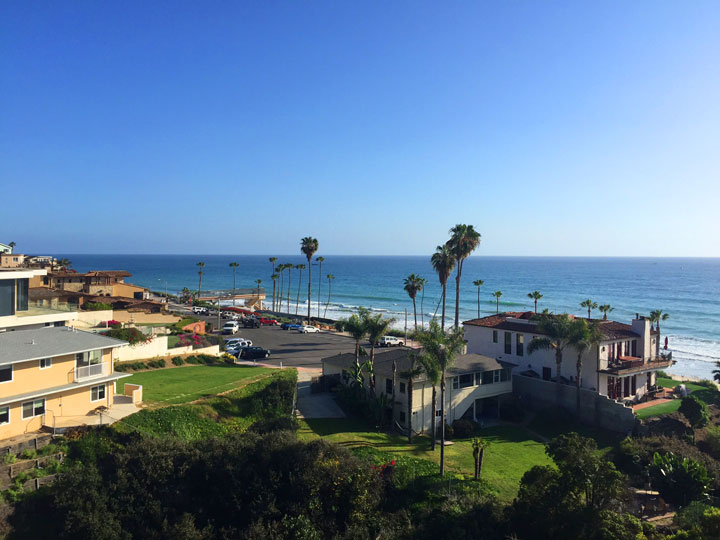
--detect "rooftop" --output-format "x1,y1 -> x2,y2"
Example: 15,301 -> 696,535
0,326 -> 127,365
49,270 -> 132,279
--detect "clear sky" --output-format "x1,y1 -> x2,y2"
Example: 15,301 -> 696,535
2,1 -> 719,256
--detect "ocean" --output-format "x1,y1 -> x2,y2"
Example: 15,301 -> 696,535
59,255 -> 719,380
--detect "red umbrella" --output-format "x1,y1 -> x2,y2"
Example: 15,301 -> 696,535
664,336 -> 668,350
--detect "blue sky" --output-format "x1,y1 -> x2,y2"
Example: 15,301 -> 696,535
2,1 -> 719,256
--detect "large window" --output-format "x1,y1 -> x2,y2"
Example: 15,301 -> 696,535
16,279 -> 28,312
77,350 -> 102,367
0,365 -> 12,383
0,406 -> 8,425
492,330 -> 498,343
454,374 -> 474,389
516,334 -> 524,356
22,399 -> 45,419
0,280 -> 14,317
399,382 -> 406,394
504,332 -> 512,354
482,371 -> 495,385
385,378 -> 393,395
91,385 -> 106,402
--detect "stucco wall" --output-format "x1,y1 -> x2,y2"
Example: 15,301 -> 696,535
75,310 -> 114,328
112,310 -> 180,324
112,337 -> 220,362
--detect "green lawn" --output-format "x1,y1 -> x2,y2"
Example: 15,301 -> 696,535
527,411 -> 623,453
298,418 -> 551,502
636,377 -> 718,419
117,364 -> 275,405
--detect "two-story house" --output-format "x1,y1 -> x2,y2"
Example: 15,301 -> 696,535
322,348 -> 514,432
463,311 -> 674,404
0,268 -> 130,440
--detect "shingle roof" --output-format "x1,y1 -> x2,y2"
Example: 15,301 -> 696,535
0,327 -> 127,365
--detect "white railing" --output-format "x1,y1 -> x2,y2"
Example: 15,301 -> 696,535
75,363 -> 107,381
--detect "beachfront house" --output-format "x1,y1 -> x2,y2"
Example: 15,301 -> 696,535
0,268 -> 132,440
322,348 -> 514,432
31,270 -> 149,300
463,312 -> 674,404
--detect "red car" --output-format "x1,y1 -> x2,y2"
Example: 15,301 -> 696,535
259,317 -> 279,326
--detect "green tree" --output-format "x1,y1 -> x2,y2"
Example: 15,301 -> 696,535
315,256 -> 325,318
415,320 -> 465,475
472,438 -> 490,480
491,290 -> 502,313
418,276 -> 428,329
400,351 -> 426,444
324,274 -> 335,318
527,314 -> 576,402
528,291 -> 543,314
679,395 -> 710,428
649,309 -> 670,356
403,274 -> 423,333
294,264 -> 306,315
344,308 -> 369,380
569,319 -> 603,414
597,304 -> 613,320
363,310 -> 395,395
416,345 -> 441,451
580,299 -> 598,319
651,452 -> 712,505
446,224 -> 482,329
286,264 -> 293,313
300,237 -> 319,322
473,279 -> 484,318
713,361 -> 720,384
430,244 -> 456,331
196,261 -> 205,298
229,262 -> 239,306
269,257 -> 278,310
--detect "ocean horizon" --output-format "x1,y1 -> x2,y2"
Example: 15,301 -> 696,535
56,254 -> 720,380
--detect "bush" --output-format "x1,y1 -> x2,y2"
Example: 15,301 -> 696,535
185,355 -> 199,364
452,419 -> 476,439
679,395 -> 710,428
333,320 -> 346,332
705,424 -> 720,458
197,354 -> 216,364
171,356 -> 184,366
222,354 -> 236,365
102,327 -> 151,346
19,449 -> 37,460
3,453 -> 16,464
694,379 -> 719,390
85,302 -> 112,311
651,452 -> 713,505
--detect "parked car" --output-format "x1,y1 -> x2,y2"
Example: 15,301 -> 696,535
259,317 -> 279,326
224,338 -> 250,347
243,317 -> 260,328
297,325 -> 319,334
192,306 -> 208,314
379,336 -> 404,347
281,322 -> 302,331
239,346 -> 270,360
222,321 -> 240,334
226,340 -> 252,354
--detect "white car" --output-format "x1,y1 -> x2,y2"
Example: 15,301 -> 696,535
192,306 -> 208,314
225,338 -> 250,347
226,340 -> 252,354
379,336 -> 404,347
297,325 -> 319,333
222,321 -> 240,334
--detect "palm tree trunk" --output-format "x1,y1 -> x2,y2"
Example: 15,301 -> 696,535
324,279 -> 332,318
272,279 -> 277,311
198,273 -> 203,298
369,344 -> 376,393
477,287 -> 480,319
576,357 -> 582,414
407,377 -> 413,443
295,270 -> 302,315
556,349 -> 563,404
656,323 -> 661,357
587,307 -> 591,318
440,373 -> 446,475
317,261 -> 322,319
534,299 -> 537,313
454,259 -> 463,329
392,359 -> 397,426
307,263 -> 312,323
420,288 -> 425,329
287,271 -> 291,313
440,283 -> 447,331
431,385 -> 437,451
412,296 -> 418,333
496,296 -> 499,313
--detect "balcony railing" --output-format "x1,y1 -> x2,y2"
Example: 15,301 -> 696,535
603,351 -> 673,374
75,363 -> 107,381
16,299 -> 77,317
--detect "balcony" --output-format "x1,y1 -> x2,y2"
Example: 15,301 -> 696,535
75,363 -> 108,381
16,299 -> 77,317
601,352 -> 674,375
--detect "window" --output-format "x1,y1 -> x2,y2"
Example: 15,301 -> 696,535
0,280 -> 14,317
385,378 -> 393,395
0,365 -> 12,383
542,367 -> 552,381
399,411 -> 406,425
22,399 -> 45,419
399,382 -> 406,394
500,368 -> 510,382
0,407 -> 8,425
504,332 -> 512,354
452,377 -> 459,390
39,358 -> 52,369
494,370 -> 501,383
16,279 -> 28,312
516,334 -> 524,356
475,372 -> 483,385
91,385 -> 106,402
457,373 -> 474,389
492,330 -> 498,343
482,371 -> 494,385
77,350 -> 102,367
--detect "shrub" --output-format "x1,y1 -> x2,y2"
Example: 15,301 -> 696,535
171,356 -> 184,366
85,302 -> 112,311
185,355 -> 199,364
674,500 -> 714,530
704,424 -> 720,458
222,354 -> 236,365
19,449 -> 37,460
3,453 -> 16,464
197,354 -> 217,364
334,320 -> 346,332
679,395 -> 710,428
651,452 -> 713,505
656,370 -> 669,378
103,327 -> 150,346
452,419 -> 476,439
105,320 -> 121,328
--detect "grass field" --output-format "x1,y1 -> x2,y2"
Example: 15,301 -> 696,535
117,364 -> 275,405
636,377 -> 718,419
298,418 -> 551,502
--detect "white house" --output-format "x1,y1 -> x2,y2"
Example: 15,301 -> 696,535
322,348 -> 514,433
463,311 -> 674,404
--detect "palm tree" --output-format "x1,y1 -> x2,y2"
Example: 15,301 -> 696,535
580,299 -> 598,319
415,320 -> 465,475
270,273 -> 278,308
256,279 -> 262,306
363,311 -> 395,395
649,309 -> 670,356
416,348 -> 441,451
446,224 -> 482,329
277,264 -> 287,312
294,264 -> 306,315
344,309 -> 368,377
569,319 -> 603,414
8,241 -> 15,253
473,279 -> 484,318
528,291 -> 543,314
269,257 -> 278,310
527,313 -> 576,402
57,258 -> 72,270
286,264 -> 293,313
324,274 -> 335,318
316,256 -> 325,318
431,244 -> 456,331
196,262 -> 205,298
598,304 -> 614,320
403,274 -> 423,333
492,291 -> 503,313
418,276 -> 428,329
229,262 -> 239,306
300,238 -> 319,323
472,438 -> 490,480
401,351 -> 426,444
713,361 -> 720,384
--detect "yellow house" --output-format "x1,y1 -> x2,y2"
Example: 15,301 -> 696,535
0,268 -> 130,440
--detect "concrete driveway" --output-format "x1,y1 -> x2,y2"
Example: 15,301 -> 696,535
295,368 -> 345,419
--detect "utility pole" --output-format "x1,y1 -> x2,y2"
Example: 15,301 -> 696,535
404,309 -> 408,345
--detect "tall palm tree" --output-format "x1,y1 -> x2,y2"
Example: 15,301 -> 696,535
324,274 -> 335,318
569,319 -> 603,414
344,308 -> 368,376
400,351 -> 425,444
364,310 -> 395,394
294,264 -> 306,315
446,224 -> 482,329
415,320 -> 465,475
431,244 -> 456,331
528,291 -> 543,314
473,279 -> 484,318
598,304 -> 614,320
403,274 -> 423,333
229,262 -> 239,306
277,264 -> 287,312
300,238 -> 319,323
580,299 -> 598,319
256,279 -> 262,306
492,290 -> 503,313
649,309 -> 670,356
286,264 -> 293,313
416,348 -> 441,451
527,313 -> 576,402
418,277 -> 428,329
316,256 -> 325,318
269,257 -> 278,310
270,273 -> 278,308
196,262 -> 205,298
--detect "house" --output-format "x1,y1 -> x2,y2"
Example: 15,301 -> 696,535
32,270 -> 150,300
322,348 -> 514,432
463,311 -> 674,404
0,253 -> 25,268
0,268 -> 132,440
0,244 -> 13,255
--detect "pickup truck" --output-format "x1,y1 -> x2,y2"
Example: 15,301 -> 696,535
243,318 -> 260,328
222,321 -> 240,335
379,336 -> 404,347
